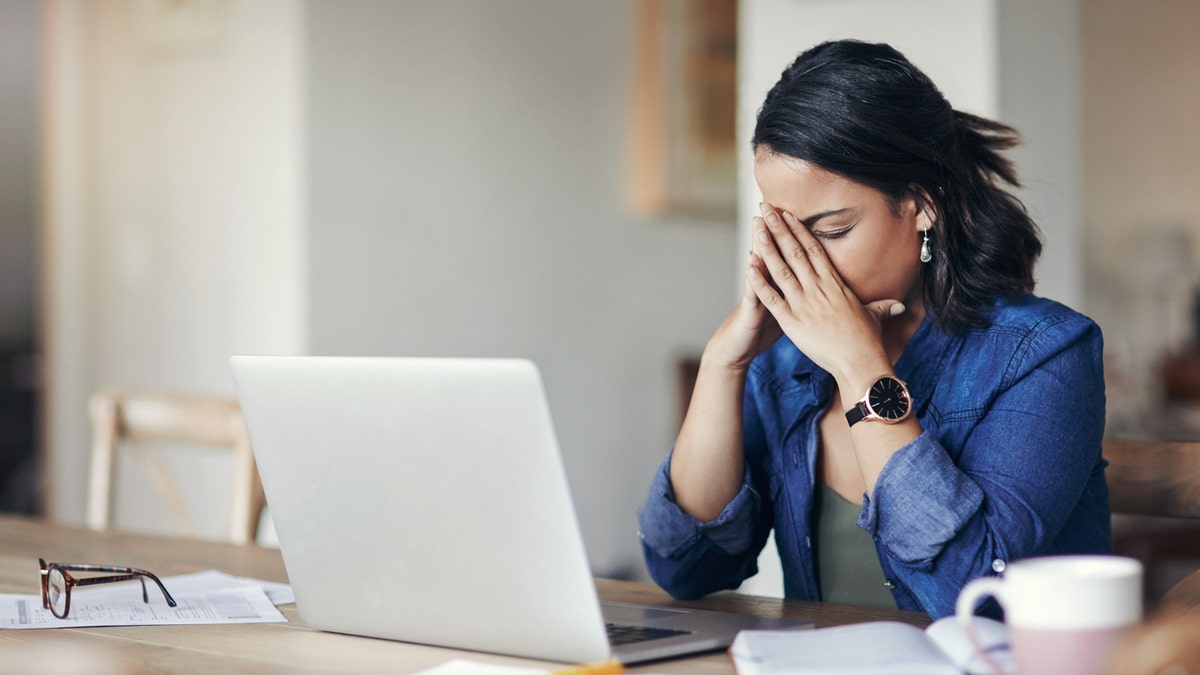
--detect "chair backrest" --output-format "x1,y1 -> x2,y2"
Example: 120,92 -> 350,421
1104,438 -> 1200,519
86,389 -> 265,545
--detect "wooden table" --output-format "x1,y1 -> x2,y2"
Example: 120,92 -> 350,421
0,515 -> 930,674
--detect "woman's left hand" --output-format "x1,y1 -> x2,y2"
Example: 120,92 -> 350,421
747,203 -> 901,389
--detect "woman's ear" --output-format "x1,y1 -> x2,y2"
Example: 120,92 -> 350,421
908,185 -> 938,233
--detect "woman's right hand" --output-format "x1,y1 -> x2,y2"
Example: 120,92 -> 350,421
703,250 -> 783,371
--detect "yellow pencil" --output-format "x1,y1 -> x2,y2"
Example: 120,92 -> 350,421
552,660 -> 625,675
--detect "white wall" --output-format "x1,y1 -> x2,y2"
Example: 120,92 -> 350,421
997,0 -> 1082,308
43,0 -> 306,537
42,0 -> 735,577
303,0 -> 736,578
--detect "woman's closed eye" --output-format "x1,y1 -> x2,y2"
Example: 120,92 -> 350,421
812,222 -> 857,240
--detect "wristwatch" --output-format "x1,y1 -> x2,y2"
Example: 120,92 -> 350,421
845,375 -> 912,427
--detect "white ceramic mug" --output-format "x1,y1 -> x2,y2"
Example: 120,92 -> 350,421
955,555 -> 1143,675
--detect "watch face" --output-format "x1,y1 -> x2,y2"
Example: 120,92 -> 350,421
868,377 -> 911,421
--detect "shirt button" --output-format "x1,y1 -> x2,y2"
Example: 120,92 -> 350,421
883,580 -> 896,589
992,559 -> 1006,573
805,536 -> 811,549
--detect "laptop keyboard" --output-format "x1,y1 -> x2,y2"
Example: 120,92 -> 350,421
605,622 -> 691,646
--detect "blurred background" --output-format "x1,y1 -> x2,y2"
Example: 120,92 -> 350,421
1,0 -> 1198,587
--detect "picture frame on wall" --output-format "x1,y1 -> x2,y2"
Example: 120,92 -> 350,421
631,0 -> 738,222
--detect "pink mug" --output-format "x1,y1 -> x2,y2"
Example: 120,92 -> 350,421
955,555 -> 1143,675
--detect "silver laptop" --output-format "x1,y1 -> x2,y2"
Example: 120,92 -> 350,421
230,356 -> 811,664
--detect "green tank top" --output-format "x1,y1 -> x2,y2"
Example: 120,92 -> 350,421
814,483 -> 897,609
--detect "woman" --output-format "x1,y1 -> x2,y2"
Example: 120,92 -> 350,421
637,40 -> 1109,619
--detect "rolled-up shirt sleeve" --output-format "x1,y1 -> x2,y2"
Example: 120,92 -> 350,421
638,451 -> 761,559
637,451 -> 766,599
857,430 -> 985,563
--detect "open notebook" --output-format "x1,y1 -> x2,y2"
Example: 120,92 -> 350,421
231,356 -> 810,664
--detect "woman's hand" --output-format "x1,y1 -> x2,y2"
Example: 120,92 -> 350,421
747,203 -> 900,389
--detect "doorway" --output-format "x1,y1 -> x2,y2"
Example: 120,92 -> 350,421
0,0 -> 42,515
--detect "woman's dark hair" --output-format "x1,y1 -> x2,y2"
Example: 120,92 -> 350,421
752,39 -> 1041,333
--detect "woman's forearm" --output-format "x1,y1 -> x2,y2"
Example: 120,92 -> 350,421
668,354 -> 750,523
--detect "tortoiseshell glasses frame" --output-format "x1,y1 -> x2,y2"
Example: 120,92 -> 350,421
39,558 -> 177,619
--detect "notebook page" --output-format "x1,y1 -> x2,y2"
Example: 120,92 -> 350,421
730,621 -> 960,675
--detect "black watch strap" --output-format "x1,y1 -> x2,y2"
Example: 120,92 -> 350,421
845,402 -> 870,427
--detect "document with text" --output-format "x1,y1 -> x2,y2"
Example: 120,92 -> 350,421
0,570 -> 289,629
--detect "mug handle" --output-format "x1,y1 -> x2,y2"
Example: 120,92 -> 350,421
955,577 -> 1012,675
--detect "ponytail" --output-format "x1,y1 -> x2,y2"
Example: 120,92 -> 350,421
924,112 -> 1041,331
951,110 -> 1021,188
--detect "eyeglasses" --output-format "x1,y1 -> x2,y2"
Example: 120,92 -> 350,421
38,558 -> 177,619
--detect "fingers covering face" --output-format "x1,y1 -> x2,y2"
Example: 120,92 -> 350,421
753,204 -> 828,292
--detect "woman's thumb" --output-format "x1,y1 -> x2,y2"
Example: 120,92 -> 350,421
866,300 -> 905,320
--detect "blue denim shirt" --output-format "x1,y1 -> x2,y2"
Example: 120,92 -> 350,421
638,295 -> 1110,619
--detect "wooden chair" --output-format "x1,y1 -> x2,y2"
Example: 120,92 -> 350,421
86,389 -> 265,545
1104,438 -> 1200,605
1105,438 -> 1200,518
